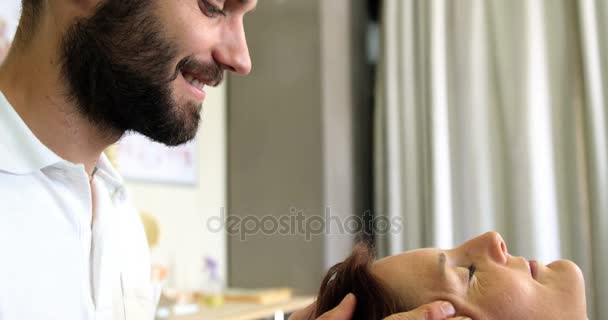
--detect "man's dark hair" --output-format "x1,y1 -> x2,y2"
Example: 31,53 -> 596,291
314,243 -> 408,320
21,0 -> 44,18
16,0 -> 44,42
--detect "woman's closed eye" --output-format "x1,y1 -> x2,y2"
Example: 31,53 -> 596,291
468,264 -> 476,282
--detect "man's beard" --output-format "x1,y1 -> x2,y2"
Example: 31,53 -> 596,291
60,0 -> 223,146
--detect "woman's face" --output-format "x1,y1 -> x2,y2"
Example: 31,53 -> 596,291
372,232 -> 586,319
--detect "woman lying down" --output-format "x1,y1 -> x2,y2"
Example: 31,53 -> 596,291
314,232 -> 587,320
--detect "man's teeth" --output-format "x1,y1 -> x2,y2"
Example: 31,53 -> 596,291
184,73 -> 205,90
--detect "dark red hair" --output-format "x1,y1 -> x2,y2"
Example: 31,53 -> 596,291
314,243 -> 407,320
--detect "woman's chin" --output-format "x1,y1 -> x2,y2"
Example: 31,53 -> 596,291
547,259 -> 585,285
546,259 -> 587,318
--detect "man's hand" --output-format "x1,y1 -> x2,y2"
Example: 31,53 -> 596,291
383,301 -> 471,320
289,294 -> 356,320
288,295 -> 471,320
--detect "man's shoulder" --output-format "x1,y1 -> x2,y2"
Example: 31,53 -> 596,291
0,170 -> 59,210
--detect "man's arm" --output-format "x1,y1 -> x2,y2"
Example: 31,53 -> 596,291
289,294 -> 472,320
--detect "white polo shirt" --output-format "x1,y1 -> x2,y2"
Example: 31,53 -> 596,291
0,90 -> 157,320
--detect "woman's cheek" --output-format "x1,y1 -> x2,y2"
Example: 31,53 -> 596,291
471,277 -> 537,319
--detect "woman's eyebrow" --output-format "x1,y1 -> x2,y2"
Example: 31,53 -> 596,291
437,252 -> 465,295
438,252 -> 447,276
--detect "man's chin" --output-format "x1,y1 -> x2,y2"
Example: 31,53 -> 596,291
133,121 -> 199,146
121,99 -> 202,146
156,124 -> 199,146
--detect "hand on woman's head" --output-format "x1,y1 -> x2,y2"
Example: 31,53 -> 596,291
291,295 -> 470,320
311,244 -> 468,320
382,301 -> 472,320
313,243 -> 404,320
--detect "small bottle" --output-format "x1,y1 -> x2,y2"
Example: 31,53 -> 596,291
202,256 -> 224,308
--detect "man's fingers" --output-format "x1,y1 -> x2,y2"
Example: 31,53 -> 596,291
316,293 -> 357,320
383,301 -> 471,320
288,301 -> 317,320
292,296 -> 473,320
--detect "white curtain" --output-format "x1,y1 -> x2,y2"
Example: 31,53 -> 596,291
375,0 -> 607,318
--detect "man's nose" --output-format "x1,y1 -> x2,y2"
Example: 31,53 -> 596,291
213,20 -> 252,75
470,231 -> 509,264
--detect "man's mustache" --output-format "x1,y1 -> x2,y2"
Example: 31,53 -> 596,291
173,56 -> 224,87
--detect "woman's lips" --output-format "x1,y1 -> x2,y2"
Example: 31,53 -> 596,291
529,260 -> 539,280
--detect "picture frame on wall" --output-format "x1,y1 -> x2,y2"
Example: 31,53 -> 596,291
115,133 -> 199,186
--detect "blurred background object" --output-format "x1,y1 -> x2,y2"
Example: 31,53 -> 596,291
0,0 -> 19,63
141,211 -> 161,248
0,20 -> 10,62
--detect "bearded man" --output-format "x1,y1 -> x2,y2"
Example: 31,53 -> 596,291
0,0 -> 252,318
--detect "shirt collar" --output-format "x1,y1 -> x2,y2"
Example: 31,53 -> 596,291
95,152 -> 124,189
0,90 -> 63,174
90,152 -> 127,205
0,90 -> 124,184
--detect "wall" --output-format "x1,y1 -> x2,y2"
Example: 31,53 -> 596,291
228,0 -> 369,294
228,0 -> 325,294
127,84 -> 227,290
0,0 -> 20,62
0,0 -> 19,38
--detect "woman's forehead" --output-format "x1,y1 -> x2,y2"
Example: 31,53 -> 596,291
374,248 -> 441,266
372,248 -> 446,284
372,248 -> 456,310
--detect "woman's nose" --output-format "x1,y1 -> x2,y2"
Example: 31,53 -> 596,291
469,231 -> 509,264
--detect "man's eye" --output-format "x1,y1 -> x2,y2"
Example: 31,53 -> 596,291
200,0 -> 226,17
468,264 -> 476,281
